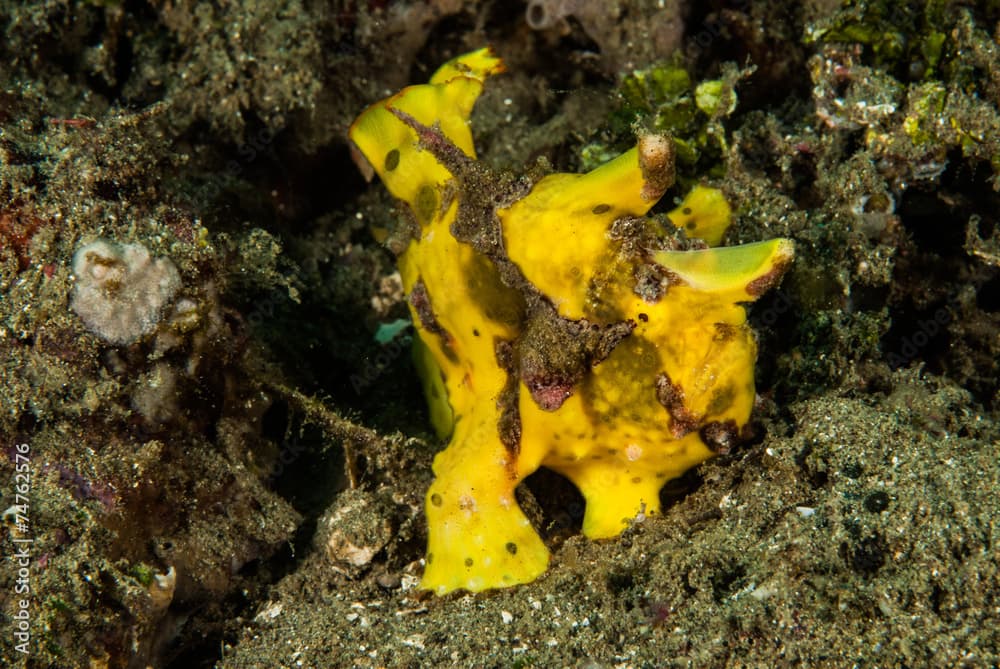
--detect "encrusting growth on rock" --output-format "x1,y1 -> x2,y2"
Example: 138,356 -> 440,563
349,48 -> 793,595
70,239 -> 182,345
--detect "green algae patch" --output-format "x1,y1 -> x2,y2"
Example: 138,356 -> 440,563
583,61 -> 749,183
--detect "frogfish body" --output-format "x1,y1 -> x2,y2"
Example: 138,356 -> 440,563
349,48 -> 793,594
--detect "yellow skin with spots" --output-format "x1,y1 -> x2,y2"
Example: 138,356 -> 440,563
349,49 -> 793,594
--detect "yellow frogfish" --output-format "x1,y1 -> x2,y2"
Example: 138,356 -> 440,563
349,48 -> 793,595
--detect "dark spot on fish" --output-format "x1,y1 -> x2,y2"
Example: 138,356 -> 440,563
414,183 -> 438,226
384,148 -> 400,171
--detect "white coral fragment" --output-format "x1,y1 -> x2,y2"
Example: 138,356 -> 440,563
71,239 -> 181,345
